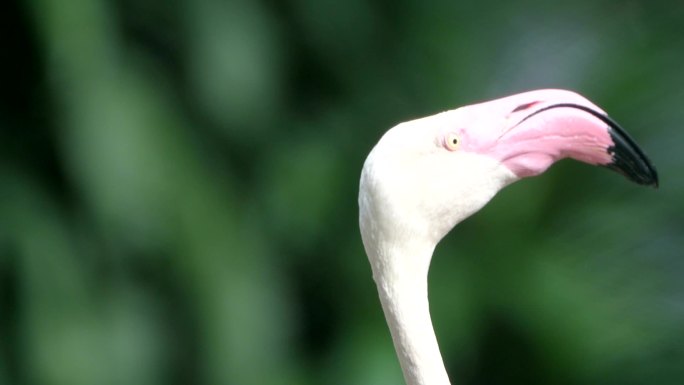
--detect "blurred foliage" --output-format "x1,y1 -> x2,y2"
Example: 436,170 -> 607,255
1,0 -> 684,384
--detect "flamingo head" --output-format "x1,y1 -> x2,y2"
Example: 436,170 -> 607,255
359,89 -> 658,247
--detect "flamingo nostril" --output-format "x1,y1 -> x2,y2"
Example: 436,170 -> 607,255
511,101 -> 541,113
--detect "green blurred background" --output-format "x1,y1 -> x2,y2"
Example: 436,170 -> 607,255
2,0 -> 683,384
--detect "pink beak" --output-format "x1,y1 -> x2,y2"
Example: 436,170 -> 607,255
480,90 -> 658,187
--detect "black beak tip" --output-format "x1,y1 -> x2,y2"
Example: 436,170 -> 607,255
647,167 -> 659,188
606,160 -> 658,188
606,128 -> 659,189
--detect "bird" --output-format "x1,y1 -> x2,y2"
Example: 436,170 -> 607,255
358,89 -> 658,385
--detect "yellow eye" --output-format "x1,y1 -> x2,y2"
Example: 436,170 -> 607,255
445,133 -> 460,151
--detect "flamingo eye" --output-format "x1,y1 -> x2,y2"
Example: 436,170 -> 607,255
445,133 -> 460,151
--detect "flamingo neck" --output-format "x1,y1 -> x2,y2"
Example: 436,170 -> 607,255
372,241 -> 451,385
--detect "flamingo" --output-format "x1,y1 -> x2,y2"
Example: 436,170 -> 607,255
358,89 -> 657,385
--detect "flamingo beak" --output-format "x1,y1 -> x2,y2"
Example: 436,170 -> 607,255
518,103 -> 659,187
486,91 -> 659,187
